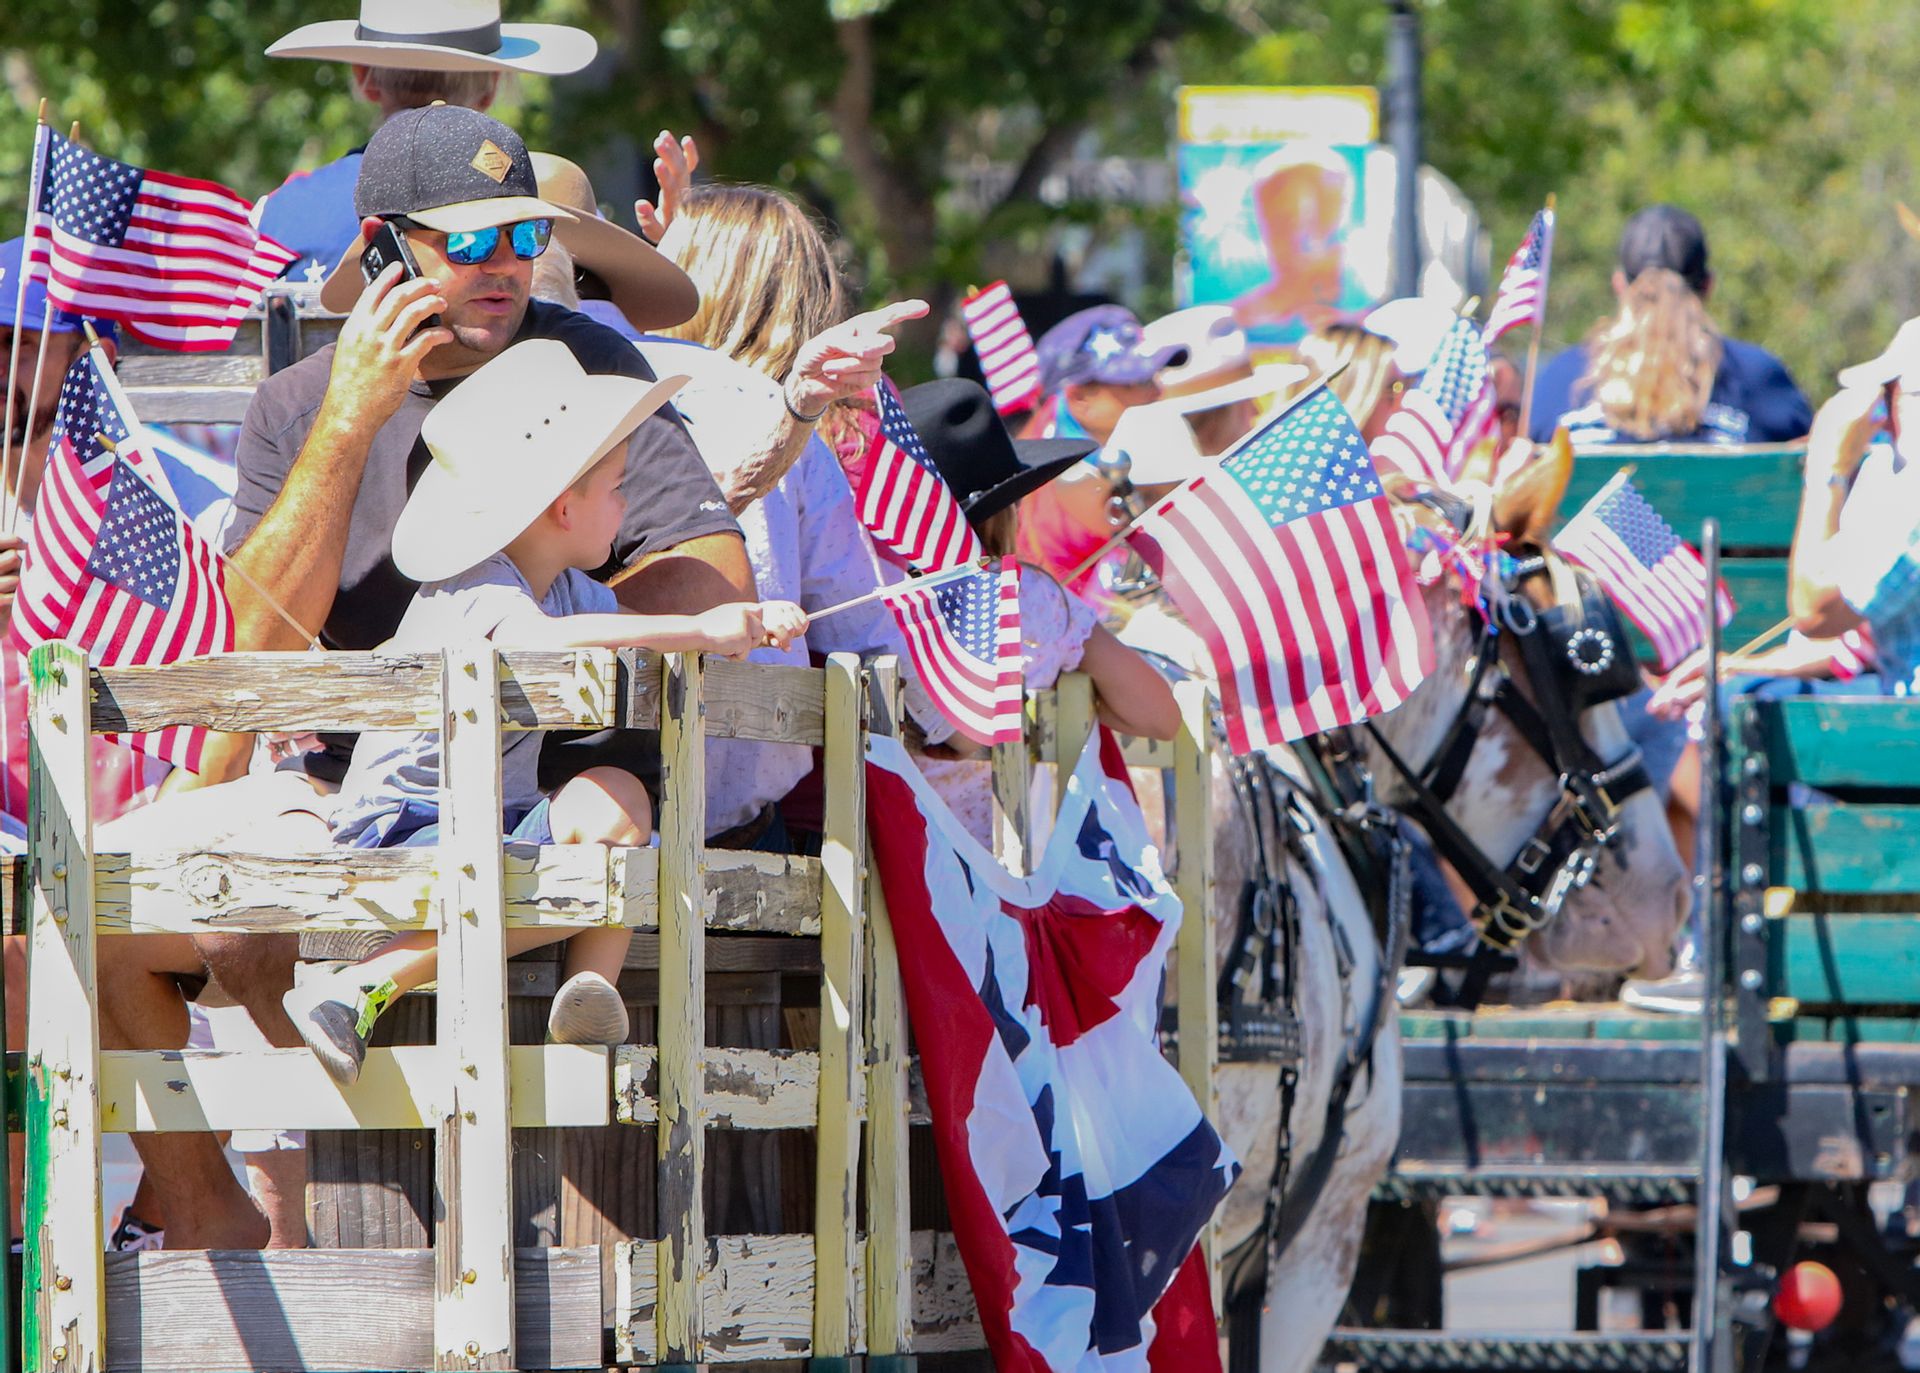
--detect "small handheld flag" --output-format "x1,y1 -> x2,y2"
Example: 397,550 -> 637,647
1128,386 -> 1432,752
1555,473 -> 1732,672
1370,315 -> 1497,484
11,348 -> 233,770
885,556 -> 1022,745
855,381 -> 982,573
24,125 -> 298,351
1485,207 -> 1555,345
961,281 -> 1042,416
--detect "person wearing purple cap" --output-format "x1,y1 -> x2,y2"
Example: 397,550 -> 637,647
1017,305 -> 1185,607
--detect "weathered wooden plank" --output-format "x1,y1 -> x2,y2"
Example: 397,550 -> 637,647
614,1232 -> 984,1361
124,386 -> 260,426
991,738 -> 1032,875
614,1045 -> 820,1129
1755,698 -> 1920,790
910,1229 -> 986,1354
1030,683 -> 1174,768
99,1044 -> 608,1132
83,844 -> 817,936
621,652 -> 826,745
1772,804 -> 1920,896
24,641 -> 105,1373
116,353 -> 265,387
89,649 -> 616,733
434,646 -> 516,1370
1171,679 -> 1221,1304
102,1247 -> 602,1372
1768,914 -> 1920,1007
655,652 -> 707,1364
865,660 -> 915,1360
815,655 -> 866,1359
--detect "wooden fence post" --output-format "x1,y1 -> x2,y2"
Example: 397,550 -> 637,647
435,645 -> 516,1370
656,652 -> 707,1369
864,659 -> 916,1370
1052,672 -> 1097,820
23,642 -> 102,1373
813,654 -> 866,1369
1170,680 -> 1220,1300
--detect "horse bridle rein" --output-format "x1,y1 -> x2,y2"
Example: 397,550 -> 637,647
1342,547 -> 1654,952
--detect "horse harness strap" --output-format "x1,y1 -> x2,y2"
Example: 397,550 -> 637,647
1363,570 -> 1654,953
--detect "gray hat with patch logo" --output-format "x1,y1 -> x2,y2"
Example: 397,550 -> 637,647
321,104 -> 573,311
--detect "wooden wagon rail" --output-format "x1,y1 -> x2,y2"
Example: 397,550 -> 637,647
18,642 -> 1219,1372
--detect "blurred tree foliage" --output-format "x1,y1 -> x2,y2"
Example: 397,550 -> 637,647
0,0 -> 1913,389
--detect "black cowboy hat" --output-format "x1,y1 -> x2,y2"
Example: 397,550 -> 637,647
899,378 -> 1097,522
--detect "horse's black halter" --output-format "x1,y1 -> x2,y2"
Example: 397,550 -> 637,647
1349,552 -> 1653,952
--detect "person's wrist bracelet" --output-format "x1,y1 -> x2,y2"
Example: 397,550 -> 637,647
783,377 -> 827,425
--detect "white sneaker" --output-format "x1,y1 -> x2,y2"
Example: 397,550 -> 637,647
1396,967 -> 1439,1007
1620,968 -> 1704,1015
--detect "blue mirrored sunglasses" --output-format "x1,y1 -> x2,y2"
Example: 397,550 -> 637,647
422,218 -> 555,266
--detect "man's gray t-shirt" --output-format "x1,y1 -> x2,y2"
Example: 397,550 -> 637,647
228,299 -> 739,782
331,554 -> 618,845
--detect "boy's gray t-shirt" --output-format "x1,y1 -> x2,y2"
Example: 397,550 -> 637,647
331,554 -> 619,845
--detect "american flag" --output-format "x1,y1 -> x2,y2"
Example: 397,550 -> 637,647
885,557 -> 1022,745
1485,207 -> 1554,344
1370,315 -> 1497,484
1554,476 -> 1732,672
856,381 -> 982,572
23,125 -> 298,352
961,281 -> 1042,416
1127,387 -> 1433,753
11,349 -> 232,771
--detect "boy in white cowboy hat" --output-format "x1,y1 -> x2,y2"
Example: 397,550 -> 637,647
258,0 -> 599,284
282,338 -> 807,1084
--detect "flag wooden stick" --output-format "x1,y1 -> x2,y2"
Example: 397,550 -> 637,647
1730,616 -> 1793,660
2,101 -> 50,534
805,557 -> 994,626
1059,368 -> 1341,587
7,126 -> 80,536
1512,191 -> 1556,446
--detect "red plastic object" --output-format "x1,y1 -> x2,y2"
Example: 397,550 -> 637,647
1774,1261 -> 1843,1332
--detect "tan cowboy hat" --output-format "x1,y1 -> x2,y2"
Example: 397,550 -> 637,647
530,152 -> 699,332
394,339 -> 688,582
268,0 -> 597,76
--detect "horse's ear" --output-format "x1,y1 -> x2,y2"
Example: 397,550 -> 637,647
1491,428 -> 1574,540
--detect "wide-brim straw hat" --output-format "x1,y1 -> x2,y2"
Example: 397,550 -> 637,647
394,338 -> 687,583
1142,305 -> 1253,398
268,0 -> 598,75
530,152 -> 699,332
1105,364 -> 1310,486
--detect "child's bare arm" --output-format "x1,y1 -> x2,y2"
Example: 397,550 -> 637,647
504,601 -> 809,658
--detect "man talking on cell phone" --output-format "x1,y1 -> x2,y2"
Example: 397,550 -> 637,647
221,100 -> 743,798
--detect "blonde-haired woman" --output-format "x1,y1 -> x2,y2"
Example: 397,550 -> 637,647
1528,205 -> 1810,446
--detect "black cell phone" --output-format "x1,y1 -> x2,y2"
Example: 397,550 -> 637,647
358,221 -> 443,331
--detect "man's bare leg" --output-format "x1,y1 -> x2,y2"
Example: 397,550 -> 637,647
246,1148 -> 309,1248
95,934 -> 268,1249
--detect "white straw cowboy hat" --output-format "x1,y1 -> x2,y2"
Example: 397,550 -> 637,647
394,339 -> 688,582
1106,363 -> 1310,486
530,152 -> 699,332
268,1 -> 597,76
1838,317 -> 1920,393
1142,305 -> 1253,398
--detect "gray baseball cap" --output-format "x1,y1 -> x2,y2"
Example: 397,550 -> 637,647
355,103 -> 571,233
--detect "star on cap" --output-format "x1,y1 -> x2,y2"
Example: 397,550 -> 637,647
1086,329 -> 1126,363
